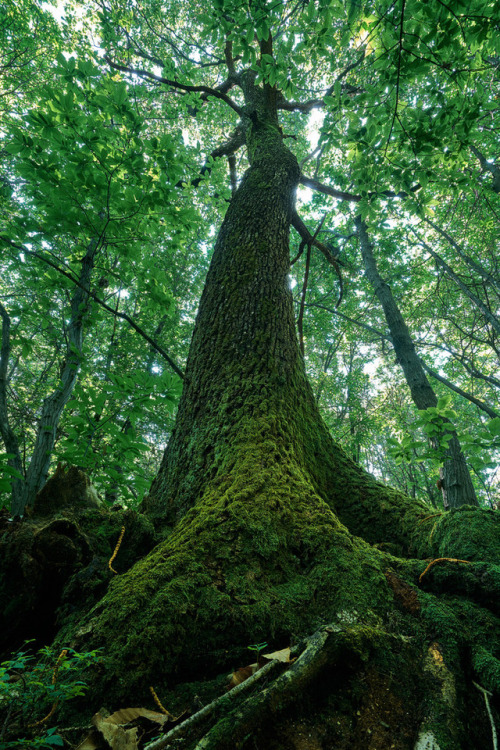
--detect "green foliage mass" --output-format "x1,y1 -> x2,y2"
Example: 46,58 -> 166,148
0,644 -> 101,748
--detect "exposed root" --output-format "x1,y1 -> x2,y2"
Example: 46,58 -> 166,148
419,557 -> 471,583
193,623 -> 378,750
154,623 -> 375,750
108,526 -> 125,574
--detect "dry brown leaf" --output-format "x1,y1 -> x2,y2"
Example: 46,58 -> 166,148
75,705 -> 184,749
227,647 -> 294,690
92,709 -> 139,750
262,647 -> 293,663
105,707 -> 170,726
75,729 -> 102,750
227,663 -> 257,689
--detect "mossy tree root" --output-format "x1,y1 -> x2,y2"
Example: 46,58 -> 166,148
145,622 -> 376,750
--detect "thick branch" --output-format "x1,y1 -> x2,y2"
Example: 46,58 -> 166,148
420,362 -> 500,420
300,175 -> 420,203
277,51 -> 366,113
299,175 -> 362,202
180,126 -> 246,189
224,39 -> 235,74
292,211 -> 344,307
470,144 -> 500,193
384,0 -> 406,155
103,56 -> 244,117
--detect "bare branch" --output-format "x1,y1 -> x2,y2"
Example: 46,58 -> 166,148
180,126 -> 246,189
299,175 -> 362,202
421,362 -> 500,420
277,51 -> 365,113
292,211 -> 344,307
384,0 -> 407,156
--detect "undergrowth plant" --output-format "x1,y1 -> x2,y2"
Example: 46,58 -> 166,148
0,643 -> 101,748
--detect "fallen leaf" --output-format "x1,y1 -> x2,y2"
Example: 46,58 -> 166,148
75,705 -> 186,749
75,730 -> 101,750
262,647 -> 293,663
93,709 -> 139,749
106,707 -> 170,726
227,663 -> 257,689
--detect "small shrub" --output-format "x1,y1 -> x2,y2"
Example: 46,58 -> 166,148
0,643 -> 101,748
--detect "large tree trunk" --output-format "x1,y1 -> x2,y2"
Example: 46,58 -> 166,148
52,79 -> 500,750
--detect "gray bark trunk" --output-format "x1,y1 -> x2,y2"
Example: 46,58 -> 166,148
9,237 -> 99,515
356,217 -> 478,509
0,302 -> 25,512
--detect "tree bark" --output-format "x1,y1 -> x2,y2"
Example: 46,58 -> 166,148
0,301 -> 25,512
143,73 -> 333,525
356,216 -> 478,509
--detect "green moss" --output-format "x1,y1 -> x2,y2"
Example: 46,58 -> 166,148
472,646 -> 500,694
66,430 -> 403,710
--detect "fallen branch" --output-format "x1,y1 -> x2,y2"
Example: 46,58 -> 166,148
143,658 -> 283,750
473,681 -> 498,750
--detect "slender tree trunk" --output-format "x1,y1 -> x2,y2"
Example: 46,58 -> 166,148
0,302 -> 25,511
10,237 -> 99,515
356,217 -> 478,508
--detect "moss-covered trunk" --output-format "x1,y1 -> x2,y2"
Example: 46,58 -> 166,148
44,77 -> 500,750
